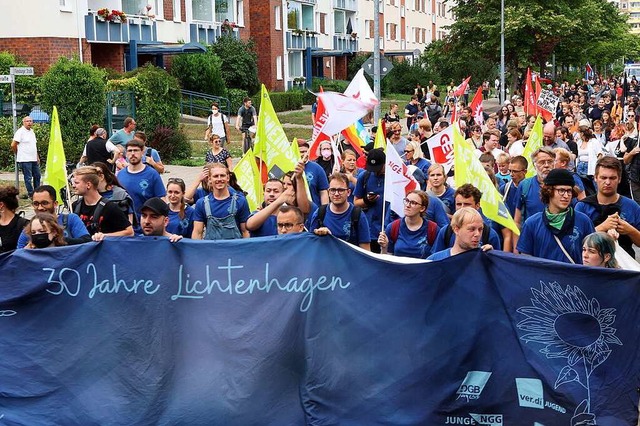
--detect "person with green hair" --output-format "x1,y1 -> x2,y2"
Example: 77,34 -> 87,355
582,232 -> 620,269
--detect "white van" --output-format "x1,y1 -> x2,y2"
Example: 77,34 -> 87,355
624,64 -> 640,79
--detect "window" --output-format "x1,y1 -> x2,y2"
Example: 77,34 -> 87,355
191,0 -> 212,21
276,56 -> 283,80
123,0 -> 163,18
237,0 -> 244,26
288,51 -> 303,78
301,5 -> 314,30
173,0 -> 182,21
334,10 -> 346,34
275,5 -> 281,30
320,13 -> 326,34
59,0 -> 72,12
365,20 -> 373,38
215,0 -> 235,23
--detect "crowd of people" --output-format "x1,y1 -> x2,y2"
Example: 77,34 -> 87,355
1,74 -> 639,270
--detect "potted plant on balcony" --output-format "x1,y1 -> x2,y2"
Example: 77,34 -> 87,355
96,8 -> 110,22
221,19 -> 238,34
108,9 -> 127,23
351,32 -> 357,39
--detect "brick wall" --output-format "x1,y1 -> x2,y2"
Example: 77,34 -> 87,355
90,44 -> 125,73
0,37 -> 92,75
249,0 -> 284,91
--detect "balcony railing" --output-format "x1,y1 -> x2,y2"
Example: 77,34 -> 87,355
333,34 -> 358,52
85,12 -> 157,43
334,0 -> 357,11
286,31 -> 319,50
189,22 -> 239,45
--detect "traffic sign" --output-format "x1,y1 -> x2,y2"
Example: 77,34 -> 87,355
0,75 -> 12,84
362,56 -> 394,79
10,67 -> 34,76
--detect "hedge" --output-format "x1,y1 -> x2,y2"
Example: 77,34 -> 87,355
0,117 -> 50,170
252,91 -> 303,113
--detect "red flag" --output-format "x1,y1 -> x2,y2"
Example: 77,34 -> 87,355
454,76 -> 471,97
309,86 -> 331,160
535,77 -> 553,122
451,102 -> 457,124
524,68 -> 536,115
469,86 -> 484,125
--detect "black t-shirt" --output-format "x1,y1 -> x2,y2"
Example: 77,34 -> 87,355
74,199 -> 131,235
238,105 -> 256,130
85,137 -> 112,165
0,214 -> 29,253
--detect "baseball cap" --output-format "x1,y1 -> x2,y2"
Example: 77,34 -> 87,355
141,197 -> 169,216
366,148 -> 385,173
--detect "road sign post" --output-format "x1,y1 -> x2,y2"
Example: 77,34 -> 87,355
10,67 -> 34,189
362,56 -> 394,80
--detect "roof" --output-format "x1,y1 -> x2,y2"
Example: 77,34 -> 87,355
136,42 -> 207,55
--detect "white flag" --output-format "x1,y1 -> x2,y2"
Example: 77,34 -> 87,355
426,126 -> 455,174
384,141 -> 419,217
343,68 -> 379,109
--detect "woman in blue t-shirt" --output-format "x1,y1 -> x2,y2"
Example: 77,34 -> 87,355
341,149 -> 363,204
378,190 -> 439,259
165,178 -> 194,238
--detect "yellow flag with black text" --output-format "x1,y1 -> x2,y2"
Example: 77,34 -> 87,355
453,125 -> 519,235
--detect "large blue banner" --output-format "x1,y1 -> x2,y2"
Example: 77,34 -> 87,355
0,234 -> 638,425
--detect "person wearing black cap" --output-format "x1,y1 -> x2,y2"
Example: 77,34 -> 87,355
140,197 -> 183,242
354,148 -> 386,252
516,168 -> 595,264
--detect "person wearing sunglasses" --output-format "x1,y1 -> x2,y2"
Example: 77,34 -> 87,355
387,121 -> 409,157
309,172 -> 370,250
517,168 -> 594,264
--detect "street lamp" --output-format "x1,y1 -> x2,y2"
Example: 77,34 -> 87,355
500,0 -> 505,104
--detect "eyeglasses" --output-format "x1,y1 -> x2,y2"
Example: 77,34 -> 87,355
536,160 -> 554,166
168,178 -> 185,184
403,198 -> 423,208
554,188 -> 573,196
277,222 -> 301,230
393,130 -> 402,133
328,188 -> 348,195
508,169 -> 525,174
404,150 -> 414,154
32,200 -> 51,207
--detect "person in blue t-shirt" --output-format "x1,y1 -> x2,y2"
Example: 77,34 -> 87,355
165,178 -> 195,238
575,156 -> 640,257
512,146 -> 555,252
428,207 -> 493,261
298,141 -> 329,206
354,148 -> 386,252
17,185 -> 90,248
432,184 -> 502,252
499,155 -> 528,252
309,172 -> 370,249
426,163 -> 455,216
117,139 -> 166,233
191,162 -> 251,240
517,168 -> 595,264
378,190 -> 439,259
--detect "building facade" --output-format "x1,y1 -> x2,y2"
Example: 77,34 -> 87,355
0,0 -> 454,92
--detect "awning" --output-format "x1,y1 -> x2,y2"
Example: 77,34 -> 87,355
310,49 -> 353,57
136,42 -> 207,55
383,49 -> 422,57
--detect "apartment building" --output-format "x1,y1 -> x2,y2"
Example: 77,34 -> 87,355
0,0 -> 454,93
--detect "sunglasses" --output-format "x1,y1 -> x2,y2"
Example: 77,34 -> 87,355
168,178 -> 185,184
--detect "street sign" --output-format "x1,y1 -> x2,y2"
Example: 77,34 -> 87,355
10,67 -> 34,76
0,75 -> 12,84
362,56 -> 394,79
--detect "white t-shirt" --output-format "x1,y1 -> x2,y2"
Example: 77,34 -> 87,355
207,113 -> 228,139
13,126 -> 38,162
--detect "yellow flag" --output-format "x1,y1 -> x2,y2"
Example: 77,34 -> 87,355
253,84 -> 297,178
43,106 -> 67,204
374,118 -> 386,150
290,138 -> 312,201
453,125 -> 519,235
521,115 -> 543,178
233,148 -> 263,211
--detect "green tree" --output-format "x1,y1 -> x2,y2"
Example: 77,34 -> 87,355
210,36 -> 259,95
40,57 -> 106,160
0,51 -> 41,106
170,46 -> 227,96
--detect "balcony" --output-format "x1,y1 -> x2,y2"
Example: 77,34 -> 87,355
286,31 -> 319,50
334,0 -> 357,11
293,0 -> 317,4
333,35 -> 358,52
85,12 -> 157,43
189,22 -> 239,45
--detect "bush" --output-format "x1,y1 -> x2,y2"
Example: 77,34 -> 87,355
170,46 -> 227,96
310,78 -> 350,93
227,88 -> 248,114
347,53 -> 370,80
0,51 -> 41,106
40,57 -> 106,161
381,58 -> 437,96
150,125 -> 191,161
210,36 -> 259,95
252,91 -> 303,113
0,117 -> 50,170
108,64 -> 181,140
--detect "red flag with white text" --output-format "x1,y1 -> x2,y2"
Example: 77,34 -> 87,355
469,87 -> 484,125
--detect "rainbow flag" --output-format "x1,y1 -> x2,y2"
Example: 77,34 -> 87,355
341,120 -> 368,156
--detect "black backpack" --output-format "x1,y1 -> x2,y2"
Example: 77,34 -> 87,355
74,197 -> 112,234
317,204 -> 362,245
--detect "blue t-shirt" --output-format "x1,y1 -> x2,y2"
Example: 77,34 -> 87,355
431,219 -> 502,253
499,180 -> 519,217
426,195 -> 451,228
308,204 -> 370,244
427,248 -> 452,261
347,169 -> 364,204
304,161 -> 329,207
571,172 -> 585,192
515,177 -> 544,222
16,213 -> 89,249
385,219 -> 438,259
248,212 -> 278,238
409,158 -> 432,178
117,165 -> 166,217
354,171 -> 385,238
166,205 -> 195,238
193,193 -> 251,230
516,210 -> 595,264
430,186 -> 456,215
108,128 -> 134,146
141,147 -> 162,165
305,202 -> 319,231
496,172 -> 511,186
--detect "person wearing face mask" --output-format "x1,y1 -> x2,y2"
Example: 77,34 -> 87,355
315,141 -> 336,178
206,102 -> 231,147
25,212 -> 67,249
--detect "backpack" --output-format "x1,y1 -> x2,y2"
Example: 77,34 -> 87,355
108,186 -> 138,227
389,218 -> 438,247
518,178 -> 533,220
443,223 -> 490,248
317,204 -> 362,245
74,197 -> 111,234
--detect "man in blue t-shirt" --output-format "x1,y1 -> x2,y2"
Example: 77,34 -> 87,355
246,179 -> 288,237
499,155 -> 528,252
575,156 -> 640,258
354,148 -> 386,252
298,141 -> 329,206
309,172 -> 370,250
117,139 -> 166,233
108,117 -> 136,148
17,185 -> 91,248
428,207 -> 493,261
517,169 -> 595,264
